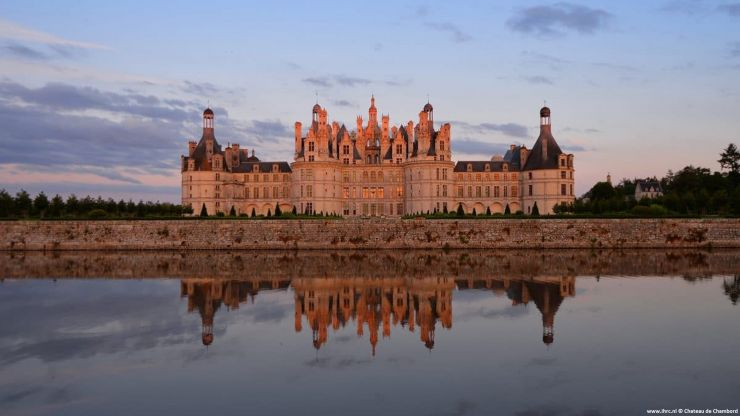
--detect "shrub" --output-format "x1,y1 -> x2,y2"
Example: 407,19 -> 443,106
87,209 -> 107,219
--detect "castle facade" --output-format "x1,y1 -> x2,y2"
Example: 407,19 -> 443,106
181,97 -> 575,216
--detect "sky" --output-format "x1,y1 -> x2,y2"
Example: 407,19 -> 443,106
0,0 -> 739,202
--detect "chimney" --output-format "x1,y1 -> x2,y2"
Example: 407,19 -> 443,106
188,141 -> 197,157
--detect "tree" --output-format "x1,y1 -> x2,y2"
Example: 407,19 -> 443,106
15,190 -> 32,217
589,182 -> 616,201
48,195 -> 64,217
443,204 -> 448,214
504,204 -> 511,215
485,207 -> 491,216
531,202 -> 540,216
251,207 -> 257,218
267,209 -> 272,217
292,206 -> 297,215
456,204 -> 465,216
229,206 -> 237,216
275,203 -> 282,216
33,192 -> 50,217
200,203 -> 208,217
719,143 -> 740,173
0,189 -> 14,217
472,208 -> 477,216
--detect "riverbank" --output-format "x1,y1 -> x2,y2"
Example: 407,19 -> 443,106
1,218 -> 739,250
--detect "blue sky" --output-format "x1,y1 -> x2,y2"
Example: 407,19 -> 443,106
0,0 -> 739,201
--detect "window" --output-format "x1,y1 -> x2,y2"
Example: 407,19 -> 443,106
561,184 -> 567,196
476,186 -> 481,197
467,186 -> 472,197
306,185 -> 313,197
273,187 -> 278,198
215,173 -> 220,181
570,184 -> 574,195
560,158 -> 565,167
436,168 -> 440,180
308,141 -> 315,152
485,186 -> 490,197
443,185 -> 448,197
457,186 -> 464,197
442,169 -> 448,180
504,186 -> 508,197
440,140 -> 445,151
561,171 -> 566,179
343,145 -> 349,155
245,188 -> 250,198
396,144 -> 402,154
528,172 -> 533,180
494,186 -> 500,198
436,185 -> 440,197
378,188 -> 384,198
363,187 -> 369,198
511,186 -> 518,197
467,163 -> 473,172
528,185 -> 533,196
397,186 -> 403,197
308,155 -> 314,162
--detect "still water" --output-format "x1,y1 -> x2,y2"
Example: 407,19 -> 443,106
1,250 -> 739,416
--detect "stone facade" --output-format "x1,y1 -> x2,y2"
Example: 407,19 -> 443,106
181,98 -> 575,216
2,219 -> 739,250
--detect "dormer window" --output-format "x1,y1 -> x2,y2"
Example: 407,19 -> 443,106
272,164 -> 278,172
484,164 -> 491,172
253,165 -> 260,173
467,163 -> 473,172
503,163 -> 508,171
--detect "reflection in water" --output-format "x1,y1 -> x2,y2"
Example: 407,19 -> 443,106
181,275 -> 575,351
724,275 -> 740,305
1,249 -> 739,416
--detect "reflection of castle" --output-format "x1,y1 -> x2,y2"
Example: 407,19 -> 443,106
181,276 -> 575,350
181,278 -> 290,345
456,277 -> 575,345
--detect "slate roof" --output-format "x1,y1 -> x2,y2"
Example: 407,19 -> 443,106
522,127 -> 565,170
453,160 -> 511,172
232,161 -> 292,173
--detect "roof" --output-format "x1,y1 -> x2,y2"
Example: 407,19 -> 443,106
635,179 -> 663,192
203,107 -> 214,116
232,161 -> 292,173
423,102 -> 433,112
503,146 -> 523,170
453,160 -> 512,173
522,127 -> 565,170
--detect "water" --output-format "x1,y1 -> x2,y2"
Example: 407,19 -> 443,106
1,250 -> 739,416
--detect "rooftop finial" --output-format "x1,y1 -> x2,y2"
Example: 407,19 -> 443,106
315,91 -> 318,104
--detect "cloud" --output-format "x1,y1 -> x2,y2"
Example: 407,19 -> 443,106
451,121 -> 529,138
0,18 -> 108,50
302,76 -> 332,87
334,75 -> 372,87
718,3 -> 740,16
332,99 -> 354,107
302,74 -> 407,89
507,3 -> 612,36
730,42 -> 740,58
660,0 -> 711,14
0,80 -> 190,122
2,43 -> 49,60
524,75 -> 554,85
424,22 -> 472,43
246,120 -> 290,141
591,61 -> 638,72
453,139 -> 514,156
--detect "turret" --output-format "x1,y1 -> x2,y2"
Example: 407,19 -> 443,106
294,121 -> 302,158
540,107 -> 551,161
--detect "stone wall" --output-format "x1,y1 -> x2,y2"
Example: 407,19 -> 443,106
1,218 -> 739,250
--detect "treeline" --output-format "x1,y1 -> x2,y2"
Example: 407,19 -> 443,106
556,144 -> 740,216
0,190 -> 192,219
